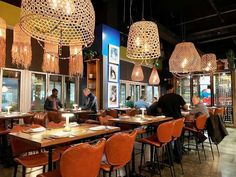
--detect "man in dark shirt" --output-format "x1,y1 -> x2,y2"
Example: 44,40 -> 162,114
157,84 -> 188,118
44,88 -> 63,111
82,88 -> 98,113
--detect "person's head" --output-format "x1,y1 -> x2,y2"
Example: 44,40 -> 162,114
140,95 -> 144,100
83,88 -> 91,96
192,95 -> 200,105
126,96 -> 131,101
52,88 -> 58,97
166,84 -> 174,93
152,97 -> 158,102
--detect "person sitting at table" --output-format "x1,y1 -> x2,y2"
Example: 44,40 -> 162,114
152,97 -> 158,103
82,88 -> 98,113
134,96 -> 149,109
44,88 -> 63,111
189,95 -> 210,120
157,84 -> 188,119
125,96 -> 134,108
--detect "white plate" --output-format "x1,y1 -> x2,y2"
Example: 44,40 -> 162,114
49,132 -> 71,138
120,116 -> 130,119
156,115 -> 166,118
105,126 -> 117,130
24,127 -> 46,133
89,126 -> 106,131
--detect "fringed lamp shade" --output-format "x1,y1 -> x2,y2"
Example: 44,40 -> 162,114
169,42 -> 201,73
149,67 -> 160,85
42,43 -> 59,73
131,64 -> 144,81
127,21 -> 160,60
0,17 -> 6,68
20,0 -> 95,47
11,24 -> 32,69
201,53 -> 217,73
69,46 -> 83,76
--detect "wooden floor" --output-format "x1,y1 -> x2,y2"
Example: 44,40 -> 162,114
1,128 -> 236,177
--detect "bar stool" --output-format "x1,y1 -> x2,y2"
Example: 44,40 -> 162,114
138,120 -> 175,177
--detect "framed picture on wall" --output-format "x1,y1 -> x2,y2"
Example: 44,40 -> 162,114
108,82 -> 119,108
109,44 -> 120,64
108,64 -> 118,82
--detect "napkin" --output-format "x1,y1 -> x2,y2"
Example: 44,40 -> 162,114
89,126 -> 106,131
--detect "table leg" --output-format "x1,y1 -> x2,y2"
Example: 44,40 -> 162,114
129,148 -> 144,177
48,148 -> 53,171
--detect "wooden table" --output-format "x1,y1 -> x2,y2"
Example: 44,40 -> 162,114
115,107 -> 132,114
0,112 -> 34,129
9,124 -> 120,171
109,115 -> 172,177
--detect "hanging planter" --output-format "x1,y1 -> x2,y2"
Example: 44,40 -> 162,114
226,49 -> 236,70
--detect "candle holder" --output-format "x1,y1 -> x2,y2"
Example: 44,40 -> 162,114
5,106 -> 12,115
140,108 -> 146,118
72,104 -> 78,110
62,113 -> 74,132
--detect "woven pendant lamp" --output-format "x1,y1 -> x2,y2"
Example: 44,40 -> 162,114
11,24 -> 32,69
42,43 -> 59,73
69,46 -> 83,76
149,67 -> 160,85
131,64 -> 144,81
0,17 -> 6,68
201,53 -> 217,73
127,20 -> 160,60
169,42 -> 201,74
20,0 -> 95,47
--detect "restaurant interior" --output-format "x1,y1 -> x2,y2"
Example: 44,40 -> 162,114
0,0 -> 236,176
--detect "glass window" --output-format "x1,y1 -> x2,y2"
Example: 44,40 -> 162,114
129,84 -> 135,101
141,85 -> 146,98
146,86 -> 153,104
136,85 -> 140,101
64,77 -> 76,108
31,73 -> 46,111
153,86 -> 159,98
199,76 -> 211,106
177,78 -> 191,104
49,75 -> 62,101
120,84 -> 126,107
2,70 -> 21,111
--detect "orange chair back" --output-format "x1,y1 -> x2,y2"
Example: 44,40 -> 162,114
214,107 -> 225,117
157,121 -> 174,143
104,130 -> 137,166
10,126 -> 39,156
172,118 -> 185,138
106,109 -> 118,118
60,139 -> 106,177
99,115 -> 114,126
208,108 -> 215,116
126,108 -> 137,116
196,114 -> 208,130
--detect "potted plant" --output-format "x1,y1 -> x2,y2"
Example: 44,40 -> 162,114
226,49 -> 236,70
83,50 -> 98,61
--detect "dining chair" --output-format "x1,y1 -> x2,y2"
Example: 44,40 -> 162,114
184,114 -> 211,163
99,115 -> 114,126
37,138 -> 106,177
10,125 -> 60,177
101,130 -> 138,177
106,109 -> 118,118
138,120 -> 175,177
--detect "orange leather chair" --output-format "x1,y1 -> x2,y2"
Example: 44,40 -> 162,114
101,130 -> 138,177
10,125 -> 60,177
99,115 -> 114,126
138,121 -> 175,177
106,109 -> 118,118
214,107 -> 225,117
184,114 -> 209,163
125,108 -> 137,116
37,139 -> 106,177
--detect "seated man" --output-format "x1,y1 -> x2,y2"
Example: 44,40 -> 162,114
82,88 -> 98,113
134,96 -> 149,109
189,95 -> 209,119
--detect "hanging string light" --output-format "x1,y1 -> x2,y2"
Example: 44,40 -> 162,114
201,53 -> 217,73
149,66 -> 160,85
169,42 -> 201,76
69,46 -> 83,76
131,64 -> 144,81
11,24 -> 32,69
0,17 -> 6,68
42,43 -> 59,73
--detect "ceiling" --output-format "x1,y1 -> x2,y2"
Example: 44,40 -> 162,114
2,0 -> 236,59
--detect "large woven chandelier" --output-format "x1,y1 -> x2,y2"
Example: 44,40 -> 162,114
201,53 -> 217,73
127,20 -> 160,60
131,64 -> 144,81
0,17 -> 6,68
19,0 -> 95,47
42,43 -> 59,73
169,42 -> 201,75
11,24 -> 32,69
69,46 -> 83,76
149,67 -> 160,85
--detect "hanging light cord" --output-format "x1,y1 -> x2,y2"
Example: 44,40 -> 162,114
129,0 -> 133,25
142,0 -> 144,19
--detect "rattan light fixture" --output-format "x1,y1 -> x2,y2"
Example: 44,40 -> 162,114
42,43 -> 59,73
11,24 -> 32,69
0,17 -> 6,68
201,53 -> 217,73
131,64 -> 144,81
127,20 -> 160,60
149,67 -> 160,85
169,42 -> 201,75
69,46 -> 83,76
19,0 -> 95,47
